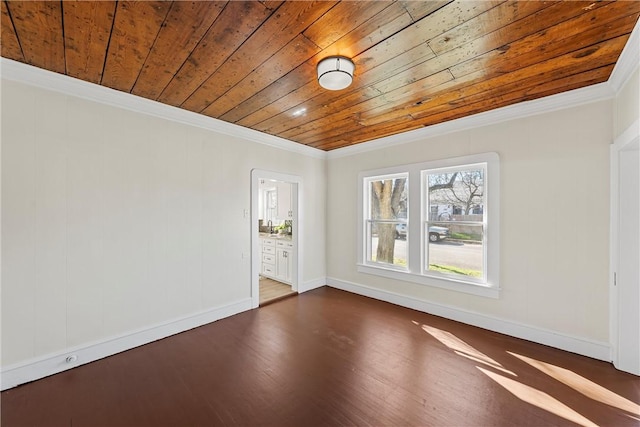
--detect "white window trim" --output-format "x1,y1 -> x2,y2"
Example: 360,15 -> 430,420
357,152 -> 500,299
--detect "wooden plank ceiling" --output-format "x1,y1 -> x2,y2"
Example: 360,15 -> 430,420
2,1 -> 639,151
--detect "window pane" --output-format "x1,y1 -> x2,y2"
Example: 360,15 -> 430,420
427,168 -> 484,222
426,223 -> 484,279
370,177 -> 407,220
367,176 -> 407,268
369,221 -> 407,268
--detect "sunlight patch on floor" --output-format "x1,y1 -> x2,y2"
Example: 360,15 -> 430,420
477,367 -> 599,427
508,352 -> 640,417
420,323 -> 516,376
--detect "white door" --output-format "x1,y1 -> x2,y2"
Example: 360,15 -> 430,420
610,131 -> 640,375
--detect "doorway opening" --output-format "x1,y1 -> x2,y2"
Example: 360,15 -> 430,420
251,170 -> 302,308
610,126 -> 639,375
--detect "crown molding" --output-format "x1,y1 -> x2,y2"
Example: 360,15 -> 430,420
0,58 -> 327,160
609,17 -> 640,93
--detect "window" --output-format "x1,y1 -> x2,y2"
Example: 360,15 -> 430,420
358,153 -> 500,298
364,174 -> 408,269
424,165 -> 486,282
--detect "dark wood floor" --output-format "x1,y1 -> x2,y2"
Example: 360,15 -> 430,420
2,287 -> 639,426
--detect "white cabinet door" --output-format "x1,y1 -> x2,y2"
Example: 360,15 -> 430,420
276,182 -> 291,220
276,248 -> 292,283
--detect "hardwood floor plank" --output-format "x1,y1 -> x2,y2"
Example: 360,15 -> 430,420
2,287 -> 638,426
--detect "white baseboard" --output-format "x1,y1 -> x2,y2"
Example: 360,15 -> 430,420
327,277 -> 611,362
298,277 -> 326,293
2,280 -> 613,390
1,298 -> 252,391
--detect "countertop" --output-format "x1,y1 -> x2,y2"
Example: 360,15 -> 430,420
259,232 -> 293,241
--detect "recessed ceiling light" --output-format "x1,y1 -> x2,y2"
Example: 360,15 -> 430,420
292,108 -> 307,117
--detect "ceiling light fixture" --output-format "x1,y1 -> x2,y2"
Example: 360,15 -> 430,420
317,56 -> 355,91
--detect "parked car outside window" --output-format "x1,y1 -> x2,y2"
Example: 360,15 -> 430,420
396,224 -> 448,242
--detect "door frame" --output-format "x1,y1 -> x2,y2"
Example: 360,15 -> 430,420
609,119 -> 640,375
250,169 -> 302,308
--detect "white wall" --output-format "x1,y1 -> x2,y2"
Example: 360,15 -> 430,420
1,78 -> 326,370
614,67 -> 639,138
326,100 -> 613,350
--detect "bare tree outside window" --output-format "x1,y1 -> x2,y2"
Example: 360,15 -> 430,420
428,170 -> 484,217
426,167 -> 485,278
367,176 -> 407,266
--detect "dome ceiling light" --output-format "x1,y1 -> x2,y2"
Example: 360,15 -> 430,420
317,56 -> 355,91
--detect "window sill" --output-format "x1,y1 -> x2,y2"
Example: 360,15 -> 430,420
357,264 -> 500,299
